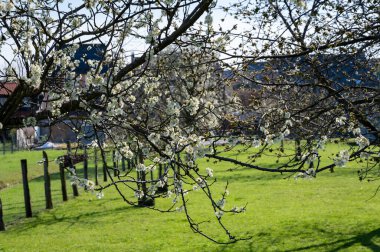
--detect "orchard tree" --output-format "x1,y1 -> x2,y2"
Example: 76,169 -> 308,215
204,0 -> 379,182
0,0 -> 246,243
0,0 -> 379,243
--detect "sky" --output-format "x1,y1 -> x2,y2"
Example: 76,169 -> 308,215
0,0 -> 247,71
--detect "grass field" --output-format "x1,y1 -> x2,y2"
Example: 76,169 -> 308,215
0,143 -> 379,251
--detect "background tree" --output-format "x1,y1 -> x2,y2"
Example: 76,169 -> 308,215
205,0 -> 379,181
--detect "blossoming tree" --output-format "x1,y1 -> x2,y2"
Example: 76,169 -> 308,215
0,0 -> 379,243
203,0 -> 379,182
0,0 -> 245,243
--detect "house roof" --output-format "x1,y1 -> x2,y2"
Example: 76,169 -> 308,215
72,44 -> 108,74
242,54 -> 380,89
51,44 -> 108,77
0,82 -> 17,96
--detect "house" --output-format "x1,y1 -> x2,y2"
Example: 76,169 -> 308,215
38,43 -> 107,144
0,44 -> 107,148
0,82 -> 41,147
239,54 -> 380,89
0,82 -> 36,119
227,53 -> 380,137
0,82 -> 17,104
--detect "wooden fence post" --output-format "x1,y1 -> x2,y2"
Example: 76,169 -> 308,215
158,163 -> 162,178
156,163 -> 168,193
127,158 -> 131,171
94,147 -> 98,185
59,163 -> 68,201
309,161 -> 314,169
66,141 -> 78,196
43,151 -> 53,209
66,141 -> 71,154
295,139 -> 301,161
280,140 -> 284,152
10,137 -> 14,153
113,150 -> 118,177
137,151 -> 154,207
2,132 -> 5,155
72,184 -> 79,196
21,159 -> 32,217
71,166 -> 79,197
122,157 -> 126,172
0,197 -> 5,231
103,154 -> 107,182
83,146 -> 88,180
150,168 -> 154,187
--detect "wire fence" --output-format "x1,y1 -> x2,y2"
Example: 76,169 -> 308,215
0,137 -> 20,155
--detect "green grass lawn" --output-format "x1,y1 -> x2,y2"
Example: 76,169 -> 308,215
0,144 -> 379,251
0,149 -> 66,189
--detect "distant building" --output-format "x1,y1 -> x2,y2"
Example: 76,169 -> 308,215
0,44 -> 107,147
227,53 -> 380,136
38,43 -> 107,144
0,82 -> 39,147
236,54 -> 379,89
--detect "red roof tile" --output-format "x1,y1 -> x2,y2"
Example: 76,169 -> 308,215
0,82 -> 18,95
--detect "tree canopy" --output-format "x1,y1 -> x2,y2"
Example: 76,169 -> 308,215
0,0 -> 379,243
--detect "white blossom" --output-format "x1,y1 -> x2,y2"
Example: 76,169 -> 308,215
264,134 -> 274,145
206,167 -> 213,177
196,177 -> 206,188
176,206 -> 184,212
136,163 -> 146,172
283,128 -> 290,137
335,116 -> 346,126
334,150 -> 350,167
355,135 -> 370,149
166,190 -> 173,198
352,128 -> 361,136
96,192 -> 104,199
166,100 -> 180,116
294,169 -> 315,180
231,206 -> 244,213
216,198 -> 225,209
27,64 -> 42,88
215,211 -> 224,219
121,145 -> 134,159
146,164 -> 156,172
148,133 -> 160,144
134,190 -> 144,199
184,145 -> 194,155
285,119 -> 293,127
252,139 -> 261,148
360,151 -> 370,159
187,97 -> 200,116
156,179 -> 167,188
174,179 -> 183,192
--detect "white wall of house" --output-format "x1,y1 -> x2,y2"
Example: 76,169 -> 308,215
17,127 -> 35,149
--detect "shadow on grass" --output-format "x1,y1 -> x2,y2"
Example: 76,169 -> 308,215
216,228 -> 380,252
7,202 -> 136,234
285,228 -> 380,252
